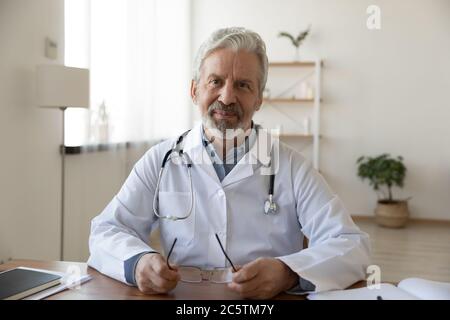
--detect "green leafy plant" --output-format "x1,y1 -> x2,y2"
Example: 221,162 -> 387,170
356,154 -> 407,203
278,25 -> 311,49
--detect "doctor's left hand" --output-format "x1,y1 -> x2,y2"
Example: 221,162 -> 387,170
227,257 -> 299,299
135,253 -> 181,294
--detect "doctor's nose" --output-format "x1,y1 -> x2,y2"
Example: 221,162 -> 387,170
218,81 -> 237,106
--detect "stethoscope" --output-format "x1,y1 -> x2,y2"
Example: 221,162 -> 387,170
152,129 -> 278,221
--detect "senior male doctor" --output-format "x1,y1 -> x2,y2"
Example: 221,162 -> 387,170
88,27 -> 371,299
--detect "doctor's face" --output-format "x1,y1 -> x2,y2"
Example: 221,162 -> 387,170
191,48 -> 263,134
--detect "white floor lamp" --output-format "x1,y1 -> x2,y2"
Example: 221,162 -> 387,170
36,65 -> 90,261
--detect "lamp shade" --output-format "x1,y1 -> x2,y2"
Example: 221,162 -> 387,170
36,65 -> 90,108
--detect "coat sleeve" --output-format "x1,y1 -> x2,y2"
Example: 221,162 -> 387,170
277,153 -> 372,293
87,144 -> 163,284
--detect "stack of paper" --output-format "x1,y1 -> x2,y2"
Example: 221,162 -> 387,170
308,278 -> 450,300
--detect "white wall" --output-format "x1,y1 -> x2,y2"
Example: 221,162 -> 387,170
64,145 -> 150,262
0,0 -> 65,263
191,0 -> 450,220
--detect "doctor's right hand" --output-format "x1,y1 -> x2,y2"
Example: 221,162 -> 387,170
135,253 -> 181,294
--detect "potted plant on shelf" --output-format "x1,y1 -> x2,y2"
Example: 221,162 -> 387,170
356,153 -> 409,228
278,25 -> 311,61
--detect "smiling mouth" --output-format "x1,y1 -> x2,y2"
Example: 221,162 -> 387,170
213,110 -> 238,119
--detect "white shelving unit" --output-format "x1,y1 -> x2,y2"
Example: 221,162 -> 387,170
260,59 -> 323,170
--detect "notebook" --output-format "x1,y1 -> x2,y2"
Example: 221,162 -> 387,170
21,267 -> 92,300
0,268 -> 61,300
308,278 -> 450,300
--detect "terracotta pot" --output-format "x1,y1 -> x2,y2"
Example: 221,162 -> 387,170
375,200 -> 409,228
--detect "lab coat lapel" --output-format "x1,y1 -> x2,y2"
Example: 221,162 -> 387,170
221,127 -> 272,187
221,158 -> 254,187
183,123 -> 221,186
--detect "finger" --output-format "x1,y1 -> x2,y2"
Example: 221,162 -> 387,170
140,278 -> 163,294
169,264 -> 179,271
138,274 -> 164,294
228,277 -> 260,294
152,259 -> 181,282
238,286 -> 263,299
232,263 -> 259,283
232,265 -> 242,273
227,281 -> 263,299
232,282 -> 273,300
148,270 -> 179,292
153,265 -> 180,281
136,261 -> 177,294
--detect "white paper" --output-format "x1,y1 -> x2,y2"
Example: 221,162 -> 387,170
307,283 -> 418,300
15,267 -> 92,300
398,278 -> 450,300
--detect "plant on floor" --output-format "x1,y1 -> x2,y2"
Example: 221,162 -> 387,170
357,153 -> 406,203
357,153 -> 409,228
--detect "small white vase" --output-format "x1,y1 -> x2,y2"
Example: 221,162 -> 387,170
294,47 -> 300,61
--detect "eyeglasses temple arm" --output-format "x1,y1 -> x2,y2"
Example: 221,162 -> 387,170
166,237 -> 177,270
215,233 -> 237,272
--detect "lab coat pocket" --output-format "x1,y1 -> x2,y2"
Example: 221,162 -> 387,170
266,193 -> 299,236
158,191 -> 195,247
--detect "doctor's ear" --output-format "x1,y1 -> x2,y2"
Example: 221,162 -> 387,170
190,80 -> 198,104
255,95 -> 263,111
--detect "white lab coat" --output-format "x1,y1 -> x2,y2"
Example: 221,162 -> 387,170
87,123 -> 371,292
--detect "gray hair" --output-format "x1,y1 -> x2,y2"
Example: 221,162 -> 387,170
193,27 -> 269,95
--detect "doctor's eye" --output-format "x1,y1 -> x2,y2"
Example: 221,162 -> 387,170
238,81 -> 251,90
209,79 -> 222,87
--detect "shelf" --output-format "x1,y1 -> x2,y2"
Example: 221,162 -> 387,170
263,98 -> 315,104
277,134 -> 322,139
269,61 -> 322,67
265,59 -> 322,170
278,134 -> 313,139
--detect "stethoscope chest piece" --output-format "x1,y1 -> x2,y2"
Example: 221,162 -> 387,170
264,173 -> 277,215
264,195 -> 278,215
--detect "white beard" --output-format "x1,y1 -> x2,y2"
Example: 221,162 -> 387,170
202,114 -> 247,141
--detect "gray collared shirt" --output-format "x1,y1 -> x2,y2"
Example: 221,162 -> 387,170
201,125 -> 257,182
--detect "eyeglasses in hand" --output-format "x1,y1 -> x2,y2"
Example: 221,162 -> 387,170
166,234 -> 237,283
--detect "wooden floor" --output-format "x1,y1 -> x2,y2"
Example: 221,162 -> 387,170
354,217 -> 450,283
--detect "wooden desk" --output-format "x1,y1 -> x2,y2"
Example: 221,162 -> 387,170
0,260 -> 366,300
